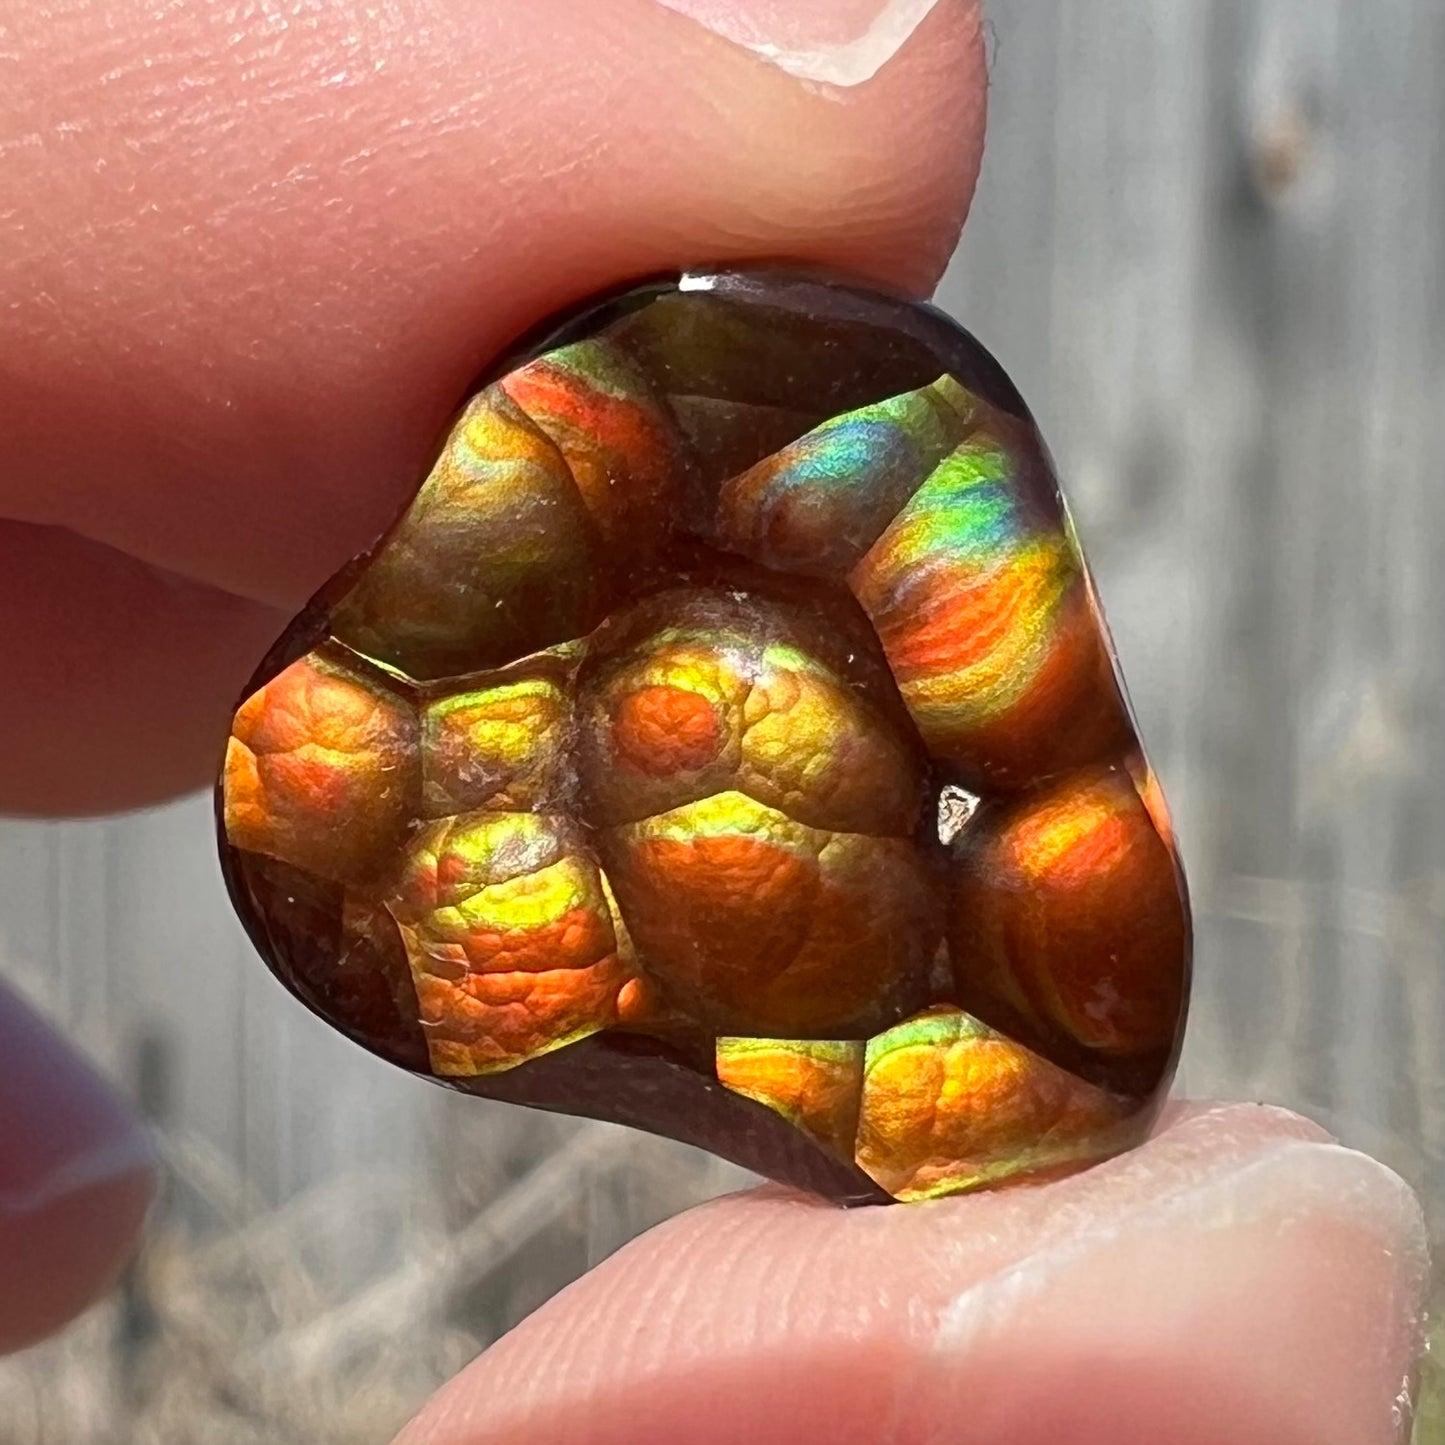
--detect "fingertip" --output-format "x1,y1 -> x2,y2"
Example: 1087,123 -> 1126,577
1,0 -> 989,608
0,1162 -> 156,1355
0,0 -> 990,813
662,0 -> 988,295
394,1104 -> 1429,1445
0,980 -> 157,1353
0,521 -> 285,815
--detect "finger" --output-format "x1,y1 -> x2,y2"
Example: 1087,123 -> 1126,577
0,523 -> 286,813
394,1104 -> 1430,1445
0,981 -> 157,1354
0,0 -> 986,607
0,0 -> 986,813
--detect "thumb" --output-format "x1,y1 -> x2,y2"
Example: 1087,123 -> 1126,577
395,1103 -> 1429,1445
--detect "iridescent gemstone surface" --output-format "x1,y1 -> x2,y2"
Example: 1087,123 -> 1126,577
217,271 -> 1191,1205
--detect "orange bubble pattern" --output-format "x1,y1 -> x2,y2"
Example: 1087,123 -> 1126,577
220,276 -> 1189,1202
948,766 -> 1188,1058
576,594 -> 928,837
715,1037 -> 864,1156
420,657 -> 574,817
850,427 -> 1129,789
387,812 -> 626,1076
600,792 -> 940,1036
329,390 -> 601,682
224,650 -> 418,885
854,1007 -> 1128,1201
500,340 -> 681,559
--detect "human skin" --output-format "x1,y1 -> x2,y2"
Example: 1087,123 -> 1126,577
0,1 -> 1429,1439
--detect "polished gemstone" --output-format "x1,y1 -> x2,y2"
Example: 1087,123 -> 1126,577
218,271 -> 1190,1205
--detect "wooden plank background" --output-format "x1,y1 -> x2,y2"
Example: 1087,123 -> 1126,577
0,3 -> 1440,1439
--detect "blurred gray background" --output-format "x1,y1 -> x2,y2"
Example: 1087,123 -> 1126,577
0,3 -> 1441,1440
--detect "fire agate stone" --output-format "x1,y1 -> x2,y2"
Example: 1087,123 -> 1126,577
218,272 -> 1191,1205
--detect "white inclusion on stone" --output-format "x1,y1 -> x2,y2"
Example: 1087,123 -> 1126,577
937,784 -> 981,845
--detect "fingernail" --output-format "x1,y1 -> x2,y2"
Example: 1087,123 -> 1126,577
938,1142 -> 1429,1342
0,980 -> 157,1351
651,0 -> 945,87
932,1142 -> 1429,1445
